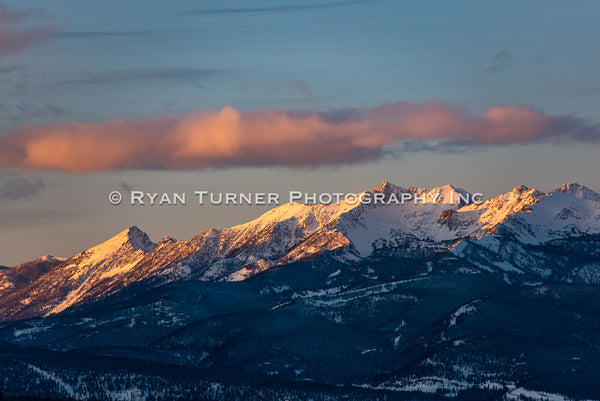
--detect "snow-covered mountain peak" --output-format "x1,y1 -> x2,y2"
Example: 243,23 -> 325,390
508,185 -> 543,198
157,236 -> 177,246
401,184 -> 473,207
123,226 -> 156,252
30,227 -> 159,316
426,184 -> 473,205
75,226 -> 155,260
233,196 -> 359,235
34,255 -> 66,263
554,182 -> 600,200
372,181 -> 408,196
490,185 -> 543,208
458,185 -> 545,232
459,182 -> 600,245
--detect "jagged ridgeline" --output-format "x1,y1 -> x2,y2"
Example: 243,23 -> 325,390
1,182 -> 599,400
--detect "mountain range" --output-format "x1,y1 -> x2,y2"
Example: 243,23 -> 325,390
1,181 -> 599,400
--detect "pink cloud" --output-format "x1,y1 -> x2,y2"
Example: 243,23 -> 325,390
0,101 -> 595,173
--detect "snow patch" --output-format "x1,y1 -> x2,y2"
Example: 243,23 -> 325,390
449,300 -> 480,327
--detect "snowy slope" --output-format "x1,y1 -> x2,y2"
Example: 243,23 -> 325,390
0,255 -> 65,293
2,181 -> 600,320
191,182 -> 481,278
450,183 -> 600,280
0,227 -> 157,320
335,183 -> 481,256
498,185 -> 600,244
140,181 -> 600,283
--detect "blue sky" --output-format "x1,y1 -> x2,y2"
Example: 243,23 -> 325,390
6,0 -> 600,118
1,0 -> 599,265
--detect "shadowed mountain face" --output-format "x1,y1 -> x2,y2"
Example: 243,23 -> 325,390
1,182 -> 599,400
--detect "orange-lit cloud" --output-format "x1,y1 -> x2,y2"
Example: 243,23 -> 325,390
0,102 -> 596,172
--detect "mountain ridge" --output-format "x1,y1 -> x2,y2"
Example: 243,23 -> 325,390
1,182 -> 599,400
1,181 -> 599,321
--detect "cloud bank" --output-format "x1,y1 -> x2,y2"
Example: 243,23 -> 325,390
0,101 -> 597,173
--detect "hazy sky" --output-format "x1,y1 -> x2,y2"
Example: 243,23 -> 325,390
1,0 -> 599,265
